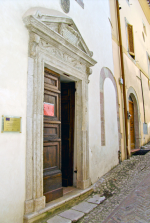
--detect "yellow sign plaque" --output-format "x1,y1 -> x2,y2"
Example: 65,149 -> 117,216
3,117 -> 21,132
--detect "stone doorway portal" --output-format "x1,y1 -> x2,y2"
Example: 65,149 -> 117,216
24,9 -> 97,216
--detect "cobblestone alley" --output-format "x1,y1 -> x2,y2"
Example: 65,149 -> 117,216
77,148 -> 150,223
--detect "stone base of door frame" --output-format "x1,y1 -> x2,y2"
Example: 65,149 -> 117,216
77,178 -> 91,189
24,187 -> 93,223
24,196 -> 46,214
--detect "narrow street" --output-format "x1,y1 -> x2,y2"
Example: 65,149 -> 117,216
77,145 -> 150,223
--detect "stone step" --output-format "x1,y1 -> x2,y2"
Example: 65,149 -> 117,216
46,194 -> 105,223
24,187 -> 93,223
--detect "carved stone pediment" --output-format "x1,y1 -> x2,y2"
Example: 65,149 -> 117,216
27,11 -> 93,57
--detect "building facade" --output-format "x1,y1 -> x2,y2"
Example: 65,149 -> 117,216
109,0 -> 150,159
0,0 -> 149,222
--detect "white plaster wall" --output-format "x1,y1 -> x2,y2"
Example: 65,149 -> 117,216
104,79 -> 119,171
0,0 -> 115,222
86,1 -> 116,184
90,78 -> 119,183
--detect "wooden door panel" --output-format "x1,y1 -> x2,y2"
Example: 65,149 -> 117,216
129,101 -> 135,150
43,143 -> 60,170
62,124 -> 69,139
44,92 -> 59,118
61,87 -> 70,96
61,82 -> 75,187
44,123 -> 60,141
61,102 -> 70,122
43,68 -> 63,203
44,187 -> 63,203
44,73 -> 59,90
44,172 -> 62,193
62,141 -> 69,186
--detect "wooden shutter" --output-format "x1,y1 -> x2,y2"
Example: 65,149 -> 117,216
127,24 -> 135,57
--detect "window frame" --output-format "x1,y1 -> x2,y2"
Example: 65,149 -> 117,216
125,18 -> 135,61
127,23 -> 135,58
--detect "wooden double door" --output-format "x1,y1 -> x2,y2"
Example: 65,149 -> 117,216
43,68 -> 75,203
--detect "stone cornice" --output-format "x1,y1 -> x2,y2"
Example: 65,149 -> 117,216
23,15 -> 97,68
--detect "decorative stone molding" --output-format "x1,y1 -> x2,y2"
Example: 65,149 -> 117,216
23,10 -> 97,219
39,39 -> 87,73
24,11 -> 93,57
100,67 -> 121,151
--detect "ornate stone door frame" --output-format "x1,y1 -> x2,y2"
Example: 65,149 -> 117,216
23,11 -> 97,214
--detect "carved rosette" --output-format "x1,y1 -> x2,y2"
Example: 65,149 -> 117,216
61,0 -> 70,13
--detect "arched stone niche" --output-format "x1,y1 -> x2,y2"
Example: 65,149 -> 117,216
23,10 -> 97,216
100,67 -> 121,151
127,87 -> 141,151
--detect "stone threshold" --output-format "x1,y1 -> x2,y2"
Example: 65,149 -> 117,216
24,187 -> 93,223
131,148 -> 140,153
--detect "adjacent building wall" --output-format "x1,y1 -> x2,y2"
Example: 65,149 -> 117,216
109,0 -> 150,160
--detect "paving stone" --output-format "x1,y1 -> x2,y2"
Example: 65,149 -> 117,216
77,144 -> 150,223
47,215 -> 71,223
87,195 -> 105,204
72,201 -> 97,213
59,209 -> 84,221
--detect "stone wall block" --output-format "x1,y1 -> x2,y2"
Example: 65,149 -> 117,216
36,114 -> 43,198
24,200 -> 34,214
27,57 -> 34,118
34,196 -> 45,212
26,117 -> 33,200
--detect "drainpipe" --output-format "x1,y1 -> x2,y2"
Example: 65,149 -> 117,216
116,0 -> 129,158
140,70 -> 145,123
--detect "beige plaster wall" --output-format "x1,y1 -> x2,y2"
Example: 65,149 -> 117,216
109,0 -> 150,76
0,0 -> 118,222
109,0 -> 150,158
104,79 -> 119,169
141,73 -> 150,143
